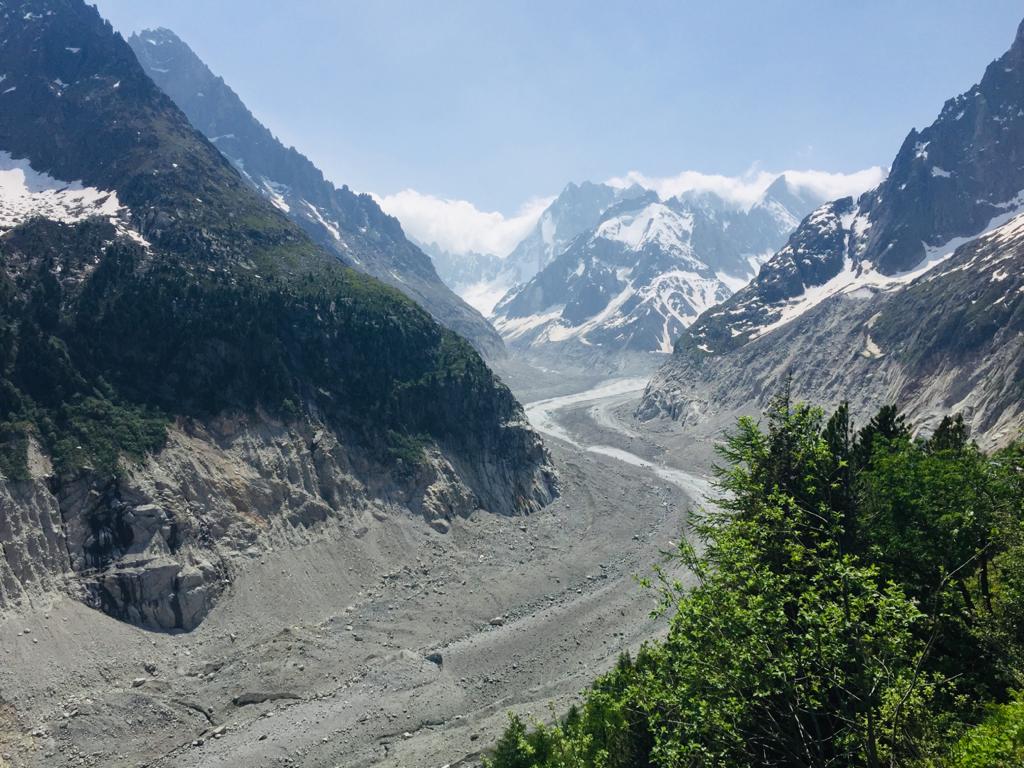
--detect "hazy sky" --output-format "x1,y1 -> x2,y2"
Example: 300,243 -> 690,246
94,0 -> 1023,248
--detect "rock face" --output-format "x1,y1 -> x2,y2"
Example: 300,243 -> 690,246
503,181 -> 649,286
0,0 -> 555,631
493,179 -> 826,355
3,407 -> 555,631
0,442 -> 69,606
127,28 -> 505,361
640,210 -> 1024,447
641,19 -> 1024,445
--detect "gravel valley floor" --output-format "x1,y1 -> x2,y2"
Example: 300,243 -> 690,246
0,363 -> 713,768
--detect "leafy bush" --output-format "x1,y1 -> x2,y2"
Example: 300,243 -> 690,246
486,394 -> 1024,768
948,695 -> 1024,767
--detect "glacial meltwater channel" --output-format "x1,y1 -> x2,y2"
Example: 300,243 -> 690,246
525,378 -> 713,502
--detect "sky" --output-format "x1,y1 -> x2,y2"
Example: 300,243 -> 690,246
94,0 -> 1024,254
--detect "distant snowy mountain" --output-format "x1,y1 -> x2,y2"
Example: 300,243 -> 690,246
128,28 -> 504,359
491,176 -> 830,354
503,181 -> 649,284
415,239 -> 508,314
421,181 -> 648,315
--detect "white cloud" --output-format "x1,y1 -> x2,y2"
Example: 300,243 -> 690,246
375,189 -> 552,257
781,167 -> 889,202
606,166 -> 887,209
378,166 -> 887,259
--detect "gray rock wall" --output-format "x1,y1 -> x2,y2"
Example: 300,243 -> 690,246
0,413 -> 556,632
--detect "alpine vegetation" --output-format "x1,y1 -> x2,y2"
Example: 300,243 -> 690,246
487,396 -> 1024,768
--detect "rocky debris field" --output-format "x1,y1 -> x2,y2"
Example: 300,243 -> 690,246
0,372 -> 708,768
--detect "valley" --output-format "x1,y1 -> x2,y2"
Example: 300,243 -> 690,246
0,367 -> 709,768
2,3 -> 1023,766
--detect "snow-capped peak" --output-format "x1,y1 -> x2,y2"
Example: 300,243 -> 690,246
595,202 -> 694,253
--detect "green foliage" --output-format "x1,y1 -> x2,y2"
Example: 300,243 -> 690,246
0,419 -> 31,480
0,215 -> 509,479
486,395 -> 1024,768
46,397 -> 167,475
384,430 -> 427,472
947,694 -> 1024,767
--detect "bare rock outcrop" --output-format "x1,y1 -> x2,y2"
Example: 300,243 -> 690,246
0,412 -> 556,632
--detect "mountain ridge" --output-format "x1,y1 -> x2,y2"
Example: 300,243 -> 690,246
127,27 -> 505,359
676,19 -> 1024,357
491,176 -> 828,355
641,19 -> 1024,446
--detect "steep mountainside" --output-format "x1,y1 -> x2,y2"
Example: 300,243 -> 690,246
127,27 -> 504,359
642,19 -> 1024,444
493,177 -> 825,354
678,21 -> 1024,356
640,210 -> 1024,447
0,0 -> 553,631
503,181 -> 647,285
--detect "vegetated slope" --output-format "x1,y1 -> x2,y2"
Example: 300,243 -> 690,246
486,399 -> 1024,767
127,27 -> 505,359
641,18 -> 1024,445
493,177 -> 825,355
0,0 -> 554,631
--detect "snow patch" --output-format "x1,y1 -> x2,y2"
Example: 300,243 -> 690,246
0,151 -> 148,245
595,203 -> 693,252
302,200 -> 341,241
461,279 -> 513,316
494,308 -> 565,341
862,334 -> 883,358
261,178 -> 291,213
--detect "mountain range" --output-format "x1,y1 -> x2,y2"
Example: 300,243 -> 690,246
489,175 -> 829,355
0,0 -> 552,631
420,181 -> 649,317
126,27 -> 505,360
640,18 -> 1024,445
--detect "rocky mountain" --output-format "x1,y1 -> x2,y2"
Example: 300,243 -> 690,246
504,181 -> 648,285
492,177 -> 827,354
0,0 -> 554,631
424,181 -> 649,317
641,18 -> 1024,445
127,27 -> 505,360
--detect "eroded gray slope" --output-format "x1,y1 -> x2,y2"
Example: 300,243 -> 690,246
640,211 -> 1024,447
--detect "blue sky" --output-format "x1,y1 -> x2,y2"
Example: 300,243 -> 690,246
95,0 -> 1024,251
